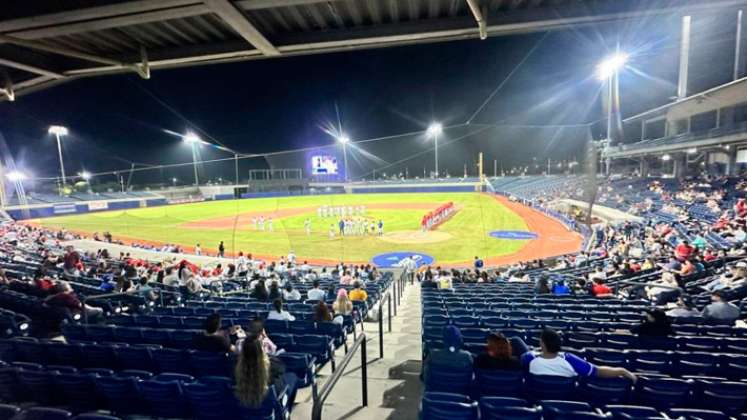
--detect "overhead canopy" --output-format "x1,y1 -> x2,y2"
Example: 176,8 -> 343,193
1,0 -> 746,100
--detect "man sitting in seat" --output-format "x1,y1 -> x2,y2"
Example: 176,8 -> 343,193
520,329 -> 637,382
193,313 -> 238,353
348,281 -> 368,302
702,290 -> 741,325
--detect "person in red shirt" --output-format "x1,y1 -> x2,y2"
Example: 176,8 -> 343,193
44,281 -> 103,321
591,278 -> 612,297
675,240 -> 695,261
735,198 -> 747,218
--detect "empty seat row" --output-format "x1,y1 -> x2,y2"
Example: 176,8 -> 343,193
0,364 -> 289,419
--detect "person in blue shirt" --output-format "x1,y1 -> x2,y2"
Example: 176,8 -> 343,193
552,280 -> 570,295
474,256 -> 484,270
520,329 -> 636,382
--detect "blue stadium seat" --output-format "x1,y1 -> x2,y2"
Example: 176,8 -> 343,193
578,376 -> 633,406
95,375 -> 145,416
478,398 -> 541,420
152,348 -> 190,374
635,377 -> 693,410
525,375 -> 576,402
18,369 -> 57,405
294,335 -> 332,364
139,378 -> 191,418
277,352 -> 315,387
667,408 -> 730,420
47,342 -> 84,367
604,405 -> 661,420
540,400 -> 594,420
188,350 -> 234,378
0,367 -> 18,401
12,407 -> 73,420
114,345 -> 156,371
84,344 -> 119,369
425,362 -> 473,395
171,330 -> 198,349
54,373 -> 100,412
0,404 -> 20,420
694,380 -> 747,414
473,369 -> 523,398
421,393 -> 478,420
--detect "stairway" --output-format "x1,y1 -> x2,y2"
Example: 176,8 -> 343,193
291,276 -> 423,419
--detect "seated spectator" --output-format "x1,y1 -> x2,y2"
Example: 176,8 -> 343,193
44,281 -> 103,322
333,288 -> 353,318
630,309 -> 673,337
552,280 -> 570,295
349,282 -> 368,302
235,335 -> 297,412
250,279 -> 269,301
521,329 -> 636,382
135,277 -> 157,301
306,280 -> 325,301
536,276 -> 551,294
313,301 -> 333,323
591,278 -> 612,297
666,296 -> 702,319
268,281 -> 282,301
474,332 -> 521,370
282,284 -> 301,301
267,299 -> 296,321
247,319 -> 281,356
193,313 -> 234,352
702,290 -> 741,324
424,325 -> 473,382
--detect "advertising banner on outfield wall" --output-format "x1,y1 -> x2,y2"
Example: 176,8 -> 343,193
87,201 -> 109,211
53,204 -> 77,215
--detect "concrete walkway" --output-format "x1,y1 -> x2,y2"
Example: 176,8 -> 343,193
292,280 -> 423,420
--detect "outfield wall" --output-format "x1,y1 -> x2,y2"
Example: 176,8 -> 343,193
6,197 -> 168,220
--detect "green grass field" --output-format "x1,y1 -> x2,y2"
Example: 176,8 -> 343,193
34,193 -> 530,264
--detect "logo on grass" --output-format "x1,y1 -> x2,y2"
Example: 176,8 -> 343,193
371,252 -> 434,268
489,230 -> 538,240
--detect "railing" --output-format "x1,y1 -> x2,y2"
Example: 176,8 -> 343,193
81,291 -> 137,324
311,333 -> 368,420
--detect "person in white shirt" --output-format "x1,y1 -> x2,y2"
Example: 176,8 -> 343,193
195,243 -> 202,256
307,280 -> 326,301
283,284 -> 302,301
287,251 -> 296,264
266,299 -> 296,321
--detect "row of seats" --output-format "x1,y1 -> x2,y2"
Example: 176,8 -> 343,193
425,370 -> 747,414
0,363 -> 288,419
61,323 -> 335,366
1,337 -> 315,386
422,392 -> 739,420
0,405 -> 120,420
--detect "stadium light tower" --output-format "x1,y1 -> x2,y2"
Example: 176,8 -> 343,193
337,134 -> 350,181
183,132 -> 202,186
79,171 -> 91,181
48,125 -> 69,189
6,170 -> 27,182
597,52 -> 627,175
426,122 -> 443,177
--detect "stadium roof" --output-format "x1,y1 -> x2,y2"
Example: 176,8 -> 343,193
1,0 -> 746,101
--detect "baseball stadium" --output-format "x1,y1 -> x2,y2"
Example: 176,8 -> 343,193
2,1 -> 747,420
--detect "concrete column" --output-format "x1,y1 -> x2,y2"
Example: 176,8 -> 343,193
727,147 -> 738,175
673,153 -> 687,180
639,157 -> 649,178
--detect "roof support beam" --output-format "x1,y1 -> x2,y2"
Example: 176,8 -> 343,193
0,58 -> 64,79
203,0 -> 279,56
465,0 -> 487,39
0,34 -> 124,66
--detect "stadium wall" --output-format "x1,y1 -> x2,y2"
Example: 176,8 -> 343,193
5,197 -> 168,220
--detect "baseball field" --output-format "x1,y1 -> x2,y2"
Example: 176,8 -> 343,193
30,192 -> 582,266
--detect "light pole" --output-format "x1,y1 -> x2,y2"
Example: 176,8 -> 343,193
426,122 -> 442,177
183,132 -> 201,186
337,134 -> 350,181
597,53 -> 628,175
48,125 -> 68,190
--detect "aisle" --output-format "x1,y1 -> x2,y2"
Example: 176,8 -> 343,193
291,278 -> 423,420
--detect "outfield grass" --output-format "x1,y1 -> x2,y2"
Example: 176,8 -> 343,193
34,193 -> 530,264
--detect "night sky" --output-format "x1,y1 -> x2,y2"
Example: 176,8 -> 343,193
0,7 -> 742,187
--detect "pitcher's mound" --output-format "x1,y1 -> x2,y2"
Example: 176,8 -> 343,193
380,230 -> 452,244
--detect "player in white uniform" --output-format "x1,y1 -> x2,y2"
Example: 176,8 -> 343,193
329,224 -> 336,238
304,219 -> 312,235
259,216 -> 265,231
251,217 -> 257,230
267,217 -> 274,232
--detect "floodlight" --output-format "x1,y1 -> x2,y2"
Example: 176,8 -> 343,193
48,125 -> 68,136
596,53 -> 629,80
79,171 -> 92,180
662,154 -> 671,161
6,170 -> 27,181
337,134 -> 350,144
183,132 -> 202,144
426,122 -> 443,137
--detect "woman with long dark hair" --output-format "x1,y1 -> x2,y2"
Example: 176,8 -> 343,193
235,336 -> 298,412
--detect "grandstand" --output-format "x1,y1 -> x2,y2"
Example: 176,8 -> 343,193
3,1 -> 747,420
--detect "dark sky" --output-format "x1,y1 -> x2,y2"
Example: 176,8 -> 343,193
0,7 -> 742,187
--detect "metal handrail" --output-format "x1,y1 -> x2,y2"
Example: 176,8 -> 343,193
311,332 -> 367,420
81,291 -> 139,323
